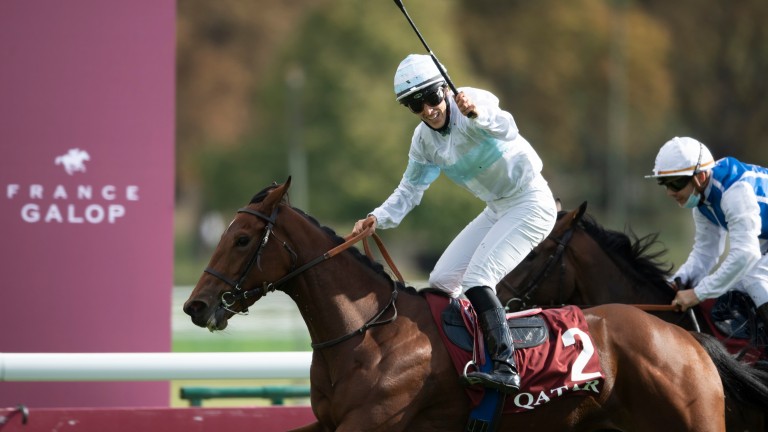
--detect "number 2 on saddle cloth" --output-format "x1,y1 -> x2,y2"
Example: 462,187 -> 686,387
424,292 -> 605,413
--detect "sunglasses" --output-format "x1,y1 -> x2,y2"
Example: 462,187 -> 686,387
401,86 -> 445,113
658,176 -> 692,192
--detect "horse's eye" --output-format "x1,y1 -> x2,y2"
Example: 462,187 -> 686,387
235,236 -> 250,247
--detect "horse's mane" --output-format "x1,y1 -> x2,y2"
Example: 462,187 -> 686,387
575,212 -> 673,290
250,185 -> 417,295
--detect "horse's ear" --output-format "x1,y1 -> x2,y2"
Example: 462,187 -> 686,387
574,201 -> 588,222
262,178 -> 291,209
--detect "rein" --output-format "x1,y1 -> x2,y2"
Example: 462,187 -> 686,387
310,280 -> 399,350
204,204 -> 405,350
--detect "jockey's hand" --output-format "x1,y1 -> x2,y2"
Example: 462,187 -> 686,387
454,91 -> 478,118
352,215 -> 377,237
672,289 -> 700,312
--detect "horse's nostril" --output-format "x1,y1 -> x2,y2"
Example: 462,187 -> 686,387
183,300 -> 208,317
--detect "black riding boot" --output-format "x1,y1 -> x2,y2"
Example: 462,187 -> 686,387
464,286 -> 521,394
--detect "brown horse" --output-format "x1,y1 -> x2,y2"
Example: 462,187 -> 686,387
497,201 -> 767,354
184,179 -> 741,431
497,202 -> 768,431
498,202 -> 680,319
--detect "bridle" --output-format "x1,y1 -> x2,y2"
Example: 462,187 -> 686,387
503,223 -> 695,321
203,203 -> 400,350
204,206 -> 293,315
504,225 -> 575,311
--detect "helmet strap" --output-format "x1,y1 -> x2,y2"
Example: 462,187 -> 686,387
692,171 -> 709,201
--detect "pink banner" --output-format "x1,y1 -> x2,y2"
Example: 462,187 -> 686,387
0,0 -> 175,407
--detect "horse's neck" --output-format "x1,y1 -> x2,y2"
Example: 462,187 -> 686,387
571,236 -> 666,304
284,235 -> 396,349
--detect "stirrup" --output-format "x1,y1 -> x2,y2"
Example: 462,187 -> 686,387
465,371 -> 520,393
462,361 -> 520,393
462,360 -> 477,379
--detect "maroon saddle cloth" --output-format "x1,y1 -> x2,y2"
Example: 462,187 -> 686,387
424,291 -> 605,413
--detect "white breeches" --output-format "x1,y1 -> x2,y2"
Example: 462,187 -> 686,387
429,180 -> 557,298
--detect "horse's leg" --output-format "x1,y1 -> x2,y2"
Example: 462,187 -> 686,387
588,305 -> 726,432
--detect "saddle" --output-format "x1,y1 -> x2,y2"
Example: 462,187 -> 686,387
441,297 -> 547,352
710,291 -> 755,339
699,291 -> 766,363
423,291 -> 605,414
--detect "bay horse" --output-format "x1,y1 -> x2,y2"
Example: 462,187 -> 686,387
498,202 -> 679,320
496,201 -> 768,431
496,201 -> 767,357
185,179 -> 752,431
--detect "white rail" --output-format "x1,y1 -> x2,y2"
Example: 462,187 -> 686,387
0,352 -> 312,382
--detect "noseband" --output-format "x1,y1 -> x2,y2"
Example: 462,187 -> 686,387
505,226 -> 575,311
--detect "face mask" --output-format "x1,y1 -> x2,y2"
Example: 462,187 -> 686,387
681,191 -> 701,209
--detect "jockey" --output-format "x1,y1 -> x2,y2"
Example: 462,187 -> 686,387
646,137 -> 768,342
352,54 -> 557,394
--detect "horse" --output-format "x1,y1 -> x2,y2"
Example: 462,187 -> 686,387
497,202 -> 683,318
496,201 -> 768,431
54,148 -> 90,175
183,179 -> 762,431
496,201 -> 767,357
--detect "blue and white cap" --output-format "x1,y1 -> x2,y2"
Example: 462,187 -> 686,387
394,54 -> 445,101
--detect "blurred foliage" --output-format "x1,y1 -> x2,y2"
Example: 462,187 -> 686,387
176,0 -> 768,284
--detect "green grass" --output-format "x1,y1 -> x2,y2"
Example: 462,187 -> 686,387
173,337 -> 311,353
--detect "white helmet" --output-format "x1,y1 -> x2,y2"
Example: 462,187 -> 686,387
645,137 -> 715,178
394,54 -> 445,101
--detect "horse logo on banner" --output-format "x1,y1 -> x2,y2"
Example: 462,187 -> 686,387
55,148 -> 90,175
